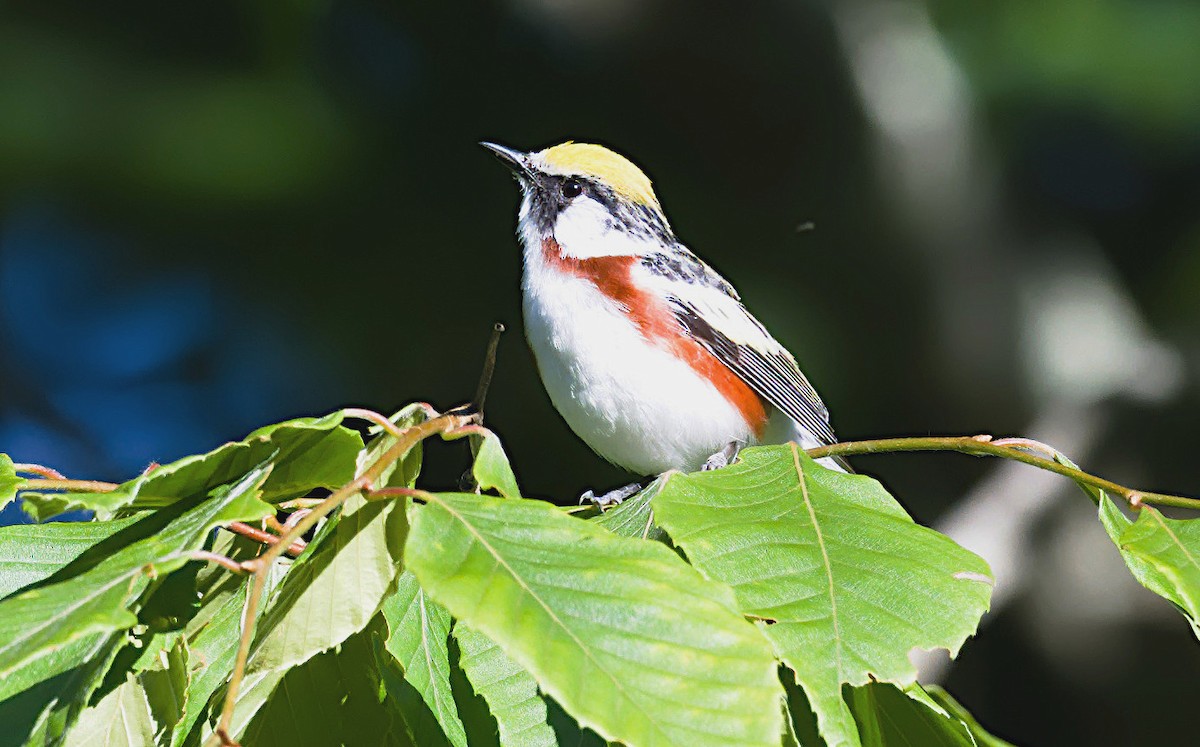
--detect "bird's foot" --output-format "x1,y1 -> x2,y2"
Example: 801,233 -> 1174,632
702,440 -> 743,472
580,481 -> 643,509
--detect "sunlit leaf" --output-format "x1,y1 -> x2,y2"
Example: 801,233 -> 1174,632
21,412 -> 362,521
1099,495 -> 1200,639
0,516 -> 143,599
652,446 -> 993,747
444,426 -> 520,498
406,492 -> 783,747
453,623 -> 556,747
0,454 -> 20,513
0,463 -> 273,693
379,572 -> 467,747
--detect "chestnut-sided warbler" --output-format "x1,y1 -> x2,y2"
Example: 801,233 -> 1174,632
484,141 -> 846,503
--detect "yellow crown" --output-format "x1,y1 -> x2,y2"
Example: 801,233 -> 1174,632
537,142 -> 660,208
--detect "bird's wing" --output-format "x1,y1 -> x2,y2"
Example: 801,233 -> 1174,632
638,250 -> 839,447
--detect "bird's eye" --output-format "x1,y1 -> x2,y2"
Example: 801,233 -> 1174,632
562,179 -> 583,199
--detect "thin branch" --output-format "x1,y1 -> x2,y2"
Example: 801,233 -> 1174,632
191,550 -> 251,575
225,521 -> 306,558
207,407 -> 479,747
342,408 -> 407,438
805,435 -> 1200,511
474,322 -> 506,417
13,463 -> 67,480
18,478 -> 121,493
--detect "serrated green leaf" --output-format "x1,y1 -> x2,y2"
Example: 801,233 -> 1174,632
454,622 -> 556,747
0,454 -> 20,513
652,446 -> 993,747
21,411 -> 362,521
380,572 -> 467,747
1099,495 -> 1200,639
406,492 -> 783,747
63,672 -> 157,747
923,686 -> 1013,747
0,463 -> 274,692
0,516 -> 143,599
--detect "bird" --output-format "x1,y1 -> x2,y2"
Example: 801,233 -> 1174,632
483,140 -> 847,505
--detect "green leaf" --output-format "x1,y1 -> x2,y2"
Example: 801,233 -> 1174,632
379,572 -> 467,747
1099,495 -> 1200,639
63,673 -> 157,747
846,683 -> 975,746
239,622 -> 402,747
405,492 -> 783,747
0,516 -> 143,599
21,411 -> 362,521
924,686 -> 1014,747
141,636 -> 190,745
220,420 -> 418,740
373,634 -> 447,747
0,632 -> 124,747
0,463 -> 274,692
0,454 -> 20,513
651,446 -> 993,747
454,622 -> 556,747
171,574 -> 251,747
444,425 -> 520,498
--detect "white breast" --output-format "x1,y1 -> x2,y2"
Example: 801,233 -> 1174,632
522,260 -> 757,475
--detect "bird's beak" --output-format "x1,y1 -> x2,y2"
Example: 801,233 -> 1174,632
481,141 -> 534,180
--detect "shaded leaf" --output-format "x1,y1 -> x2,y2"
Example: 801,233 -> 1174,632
0,463 -> 273,693
454,622 -> 556,747
1099,495 -> 1200,639
219,419 -> 421,740
652,446 -> 993,747
379,572 -> 467,747
374,634 -> 448,747
141,636 -> 190,745
846,683 -> 974,746
0,632 -> 123,747
240,623 -> 402,747
924,686 -> 1014,747
406,492 -> 783,747
21,412 -> 361,521
63,673 -> 156,747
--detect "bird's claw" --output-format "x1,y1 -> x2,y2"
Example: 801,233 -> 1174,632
702,440 -> 743,471
580,482 -> 643,509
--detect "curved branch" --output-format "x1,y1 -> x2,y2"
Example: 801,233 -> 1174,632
805,435 -> 1200,511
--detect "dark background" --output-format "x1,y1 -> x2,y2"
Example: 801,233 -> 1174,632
1,1 -> 1198,744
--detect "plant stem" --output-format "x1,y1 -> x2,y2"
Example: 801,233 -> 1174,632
209,407 -> 478,747
805,435 -> 1200,511
18,478 -> 121,492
